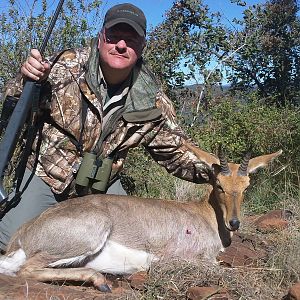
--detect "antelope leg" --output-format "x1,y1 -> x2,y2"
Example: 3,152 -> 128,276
20,266 -> 108,290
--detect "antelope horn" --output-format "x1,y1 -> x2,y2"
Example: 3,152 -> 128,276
238,152 -> 252,176
218,145 -> 231,175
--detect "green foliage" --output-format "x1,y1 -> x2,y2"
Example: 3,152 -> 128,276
144,0 -> 300,109
121,146 -> 208,201
224,0 -> 300,106
0,0 -> 102,89
121,147 -> 176,199
127,0 -> 300,207
188,95 -> 300,165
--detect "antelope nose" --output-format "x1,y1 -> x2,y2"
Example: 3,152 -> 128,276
229,218 -> 240,231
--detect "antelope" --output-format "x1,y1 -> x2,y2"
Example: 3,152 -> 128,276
0,146 -> 282,292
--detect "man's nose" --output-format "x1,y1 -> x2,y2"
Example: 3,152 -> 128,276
115,39 -> 127,50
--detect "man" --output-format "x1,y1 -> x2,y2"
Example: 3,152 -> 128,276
0,3 -> 211,250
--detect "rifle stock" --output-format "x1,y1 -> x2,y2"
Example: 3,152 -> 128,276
0,81 -> 41,203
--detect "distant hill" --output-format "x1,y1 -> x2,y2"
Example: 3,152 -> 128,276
175,84 -> 233,125
186,83 -> 231,90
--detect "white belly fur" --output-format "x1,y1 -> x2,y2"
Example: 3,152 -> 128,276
85,241 -> 158,274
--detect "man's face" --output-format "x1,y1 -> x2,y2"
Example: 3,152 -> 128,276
98,23 -> 145,73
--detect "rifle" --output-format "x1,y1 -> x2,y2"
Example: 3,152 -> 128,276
0,0 -> 65,216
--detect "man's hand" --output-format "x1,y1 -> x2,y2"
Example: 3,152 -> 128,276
21,49 -> 51,82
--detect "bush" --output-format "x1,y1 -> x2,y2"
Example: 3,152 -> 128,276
121,147 -> 175,199
188,97 -> 299,161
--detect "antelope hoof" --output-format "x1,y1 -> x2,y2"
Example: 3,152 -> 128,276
98,283 -> 112,293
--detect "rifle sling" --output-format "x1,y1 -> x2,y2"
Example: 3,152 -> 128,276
0,96 -> 18,137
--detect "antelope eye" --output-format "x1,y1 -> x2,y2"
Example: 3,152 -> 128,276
217,184 -> 225,192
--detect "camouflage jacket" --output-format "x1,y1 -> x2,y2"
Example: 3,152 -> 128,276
4,38 -> 211,196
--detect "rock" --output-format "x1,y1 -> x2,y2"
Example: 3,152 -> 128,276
187,286 -> 230,300
106,275 -> 132,294
285,282 -> 300,300
127,271 -> 148,290
254,209 -> 292,233
256,218 -> 288,233
218,233 -> 267,267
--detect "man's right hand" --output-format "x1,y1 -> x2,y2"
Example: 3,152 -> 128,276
21,49 -> 51,82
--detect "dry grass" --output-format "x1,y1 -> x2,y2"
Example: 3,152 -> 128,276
119,259 -> 286,299
118,222 -> 299,299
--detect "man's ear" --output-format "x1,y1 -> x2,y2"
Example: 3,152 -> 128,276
97,32 -> 102,49
142,38 -> 146,49
138,38 -> 146,56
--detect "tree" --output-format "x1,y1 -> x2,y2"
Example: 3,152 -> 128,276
144,0 -> 228,96
225,0 -> 300,106
0,0 -> 102,89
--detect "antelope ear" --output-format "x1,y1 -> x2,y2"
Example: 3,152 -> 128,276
248,150 -> 283,174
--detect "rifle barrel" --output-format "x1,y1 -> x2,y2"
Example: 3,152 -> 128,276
39,0 -> 65,54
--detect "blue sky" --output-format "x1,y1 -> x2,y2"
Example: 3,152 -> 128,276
0,1 -> 265,30
100,0 -> 264,29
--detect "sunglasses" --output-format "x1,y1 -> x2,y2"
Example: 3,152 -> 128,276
102,28 -> 144,49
